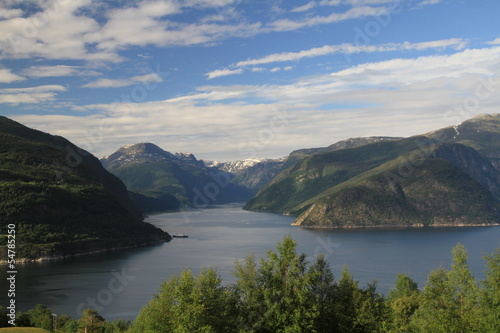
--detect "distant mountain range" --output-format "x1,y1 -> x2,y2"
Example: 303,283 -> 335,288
205,158 -> 286,191
244,114 -> 500,228
100,143 -> 258,213
0,117 -> 170,262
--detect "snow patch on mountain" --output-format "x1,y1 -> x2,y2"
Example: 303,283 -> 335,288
205,158 -> 285,173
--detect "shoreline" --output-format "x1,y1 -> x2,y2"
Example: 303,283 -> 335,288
293,222 -> 500,229
0,238 -> 168,265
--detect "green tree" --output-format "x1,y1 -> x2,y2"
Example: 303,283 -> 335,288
411,244 -> 482,333
78,309 -> 106,333
102,319 -> 131,333
256,235 -> 318,333
448,244 -> 481,332
233,253 -> 265,332
334,267 -> 386,333
27,304 -> 53,330
59,314 -> 78,333
16,312 -> 32,327
131,267 -> 237,333
480,248 -> 500,332
387,274 -> 420,333
307,255 -> 337,333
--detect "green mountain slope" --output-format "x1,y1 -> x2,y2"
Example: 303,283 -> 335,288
101,143 -> 253,212
0,117 -> 170,261
244,136 -> 435,213
245,114 -> 500,228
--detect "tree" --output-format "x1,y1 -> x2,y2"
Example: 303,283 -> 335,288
411,244 -> 482,333
256,235 -> 318,333
27,304 -> 53,330
479,248 -> 500,332
15,313 -> 32,327
233,253 -> 265,332
447,244 -> 481,332
131,268 -> 237,333
332,267 -> 387,333
387,274 -> 420,332
78,309 -> 106,333
307,255 -> 337,333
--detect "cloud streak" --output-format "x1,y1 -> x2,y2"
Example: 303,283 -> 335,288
204,38 -> 468,79
81,73 -> 163,88
0,85 -> 66,104
0,68 -> 25,83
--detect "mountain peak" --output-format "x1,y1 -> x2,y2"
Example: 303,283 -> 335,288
101,142 -> 176,169
101,142 -> 205,169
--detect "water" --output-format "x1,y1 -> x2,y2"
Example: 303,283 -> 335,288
2,203 -> 499,321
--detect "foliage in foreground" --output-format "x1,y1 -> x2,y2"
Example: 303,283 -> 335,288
0,305 -> 130,333
130,236 -> 500,333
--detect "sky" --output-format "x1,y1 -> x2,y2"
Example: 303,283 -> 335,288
1,0 -> 499,161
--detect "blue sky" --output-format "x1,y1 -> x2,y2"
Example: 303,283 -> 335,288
1,0 -> 499,161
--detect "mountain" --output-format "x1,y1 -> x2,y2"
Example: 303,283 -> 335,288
205,158 -> 286,191
100,143 -> 253,212
245,114 -> 500,228
0,117 -> 170,261
425,113 -> 500,169
282,136 -> 402,169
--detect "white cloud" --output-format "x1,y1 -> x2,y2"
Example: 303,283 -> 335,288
89,0 -> 261,50
21,65 -> 101,78
0,84 -> 66,104
0,85 -> 66,93
0,0 -> 254,62
487,37 -> 500,45
0,0 -> 120,62
0,68 -> 25,83
232,38 -> 467,68
270,5 -> 388,31
418,0 -> 442,6
0,0 -> 414,65
292,1 -> 317,12
82,73 -> 163,88
205,68 -> 244,80
0,7 -> 23,19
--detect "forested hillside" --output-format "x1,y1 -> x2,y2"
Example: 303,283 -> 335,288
0,117 -> 170,261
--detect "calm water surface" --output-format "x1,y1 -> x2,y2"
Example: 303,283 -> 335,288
2,204 -> 499,321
